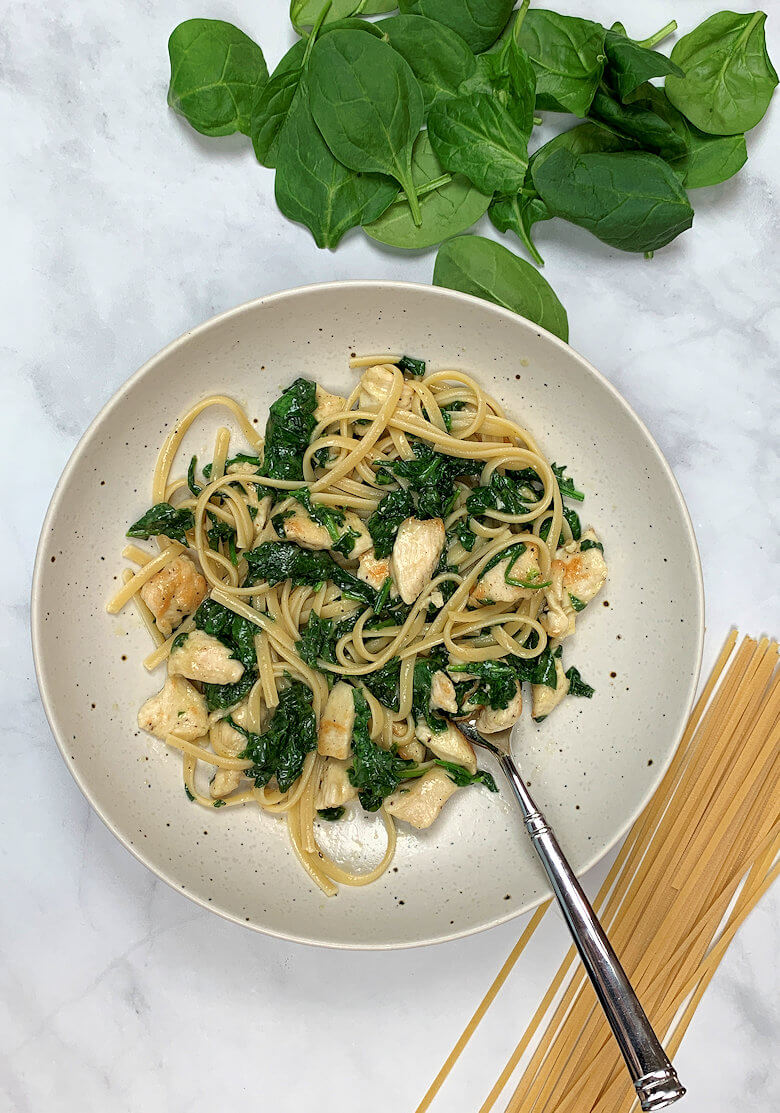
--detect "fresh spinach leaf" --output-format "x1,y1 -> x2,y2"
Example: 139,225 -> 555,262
361,2 -> 398,12
516,10 -> 606,117
261,377 -> 318,481
348,688 -> 417,810
275,83 -> 397,249
489,185 -> 551,267
244,542 -> 377,607
307,29 -> 425,224
589,89 -> 688,161
603,27 -> 683,102
433,235 -> 569,343
317,806 -> 346,820
565,665 -> 595,698
665,11 -> 777,136
361,657 -> 402,713
290,0 -> 362,33
364,130 -> 490,249
127,502 -> 193,544
367,488 -> 415,558
532,150 -> 694,254
378,14 -> 477,112
167,19 -> 268,138
435,761 -> 498,791
235,680 -> 317,791
398,0 -> 515,54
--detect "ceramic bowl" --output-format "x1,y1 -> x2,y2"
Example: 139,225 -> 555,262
32,282 -> 703,948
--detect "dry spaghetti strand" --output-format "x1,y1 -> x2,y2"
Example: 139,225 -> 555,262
415,632 -> 779,1113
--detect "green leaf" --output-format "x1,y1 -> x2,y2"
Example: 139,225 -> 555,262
362,658 -> 402,712
516,10 -> 606,117
364,131 -> 490,249
427,44 -> 536,196
318,806 -> 346,820
665,11 -> 777,136
367,488 -> 415,558
397,0 -> 515,54
565,665 -> 594,698
532,150 -> 694,254
275,84 -> 396,249
290,0 -> 362,32
435,761 -> 498,791
361,2 -> 398,13
237,681 -> 317,791
127,502 -> 193,544
603,28 -> 683,102
244,542 -> 377,608
167,19 -> 268,137
307,29 -> 425,223
348,688 -> 417,810
378,14 -> 477,112
637,86 -> 748,189
433,235 -> 568,343
589,89 -> 688,160
261,377 -> 319,481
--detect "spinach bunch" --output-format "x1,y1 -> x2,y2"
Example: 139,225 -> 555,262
234,681 -> 317,792
167,4 -> 776,336
244,541 -> 377,607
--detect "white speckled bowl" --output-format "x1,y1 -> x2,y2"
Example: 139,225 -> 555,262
32,282 -> 703,948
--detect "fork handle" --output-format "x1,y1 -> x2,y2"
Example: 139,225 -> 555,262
498,752 -> 686,1112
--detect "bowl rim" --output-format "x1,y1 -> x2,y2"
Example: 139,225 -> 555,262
31,280 -> 705,949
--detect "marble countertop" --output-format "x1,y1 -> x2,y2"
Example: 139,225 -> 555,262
2,1 -> 778,1110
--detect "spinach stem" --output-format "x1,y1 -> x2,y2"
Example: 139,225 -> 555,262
301,1 -> 332,63
636,20 -> 677,49
533,115 -> 543,126
400,164 -> 423,226
513,0 -> 531,38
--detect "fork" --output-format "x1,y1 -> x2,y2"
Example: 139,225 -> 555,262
457,720 -> 686,1111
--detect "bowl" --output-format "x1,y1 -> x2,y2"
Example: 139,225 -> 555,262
31,281 -> 703,948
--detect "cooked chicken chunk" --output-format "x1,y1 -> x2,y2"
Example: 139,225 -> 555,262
357,549 -> 393,592
138,676 -> 208,741
475,685 -> 523,733
385,767 -> 459,829
168,629 -> 244,685
210,699 -> 254,756
316,758 -> 358,810
280,503 -> 372,558
414,720 -> 477,774
315,385 -> 346,424
340,514 -> 373,559
358,365 -> 414,414
398,740 -> 426,763
391,517 -> 445,604
541,530 -> 607,640
318,681 -> 356,760
139,555 -> 207,637
210,769 -> 242,799
430,670 -> 458,714
532,656 -> 570,721
471,546 -> 543,605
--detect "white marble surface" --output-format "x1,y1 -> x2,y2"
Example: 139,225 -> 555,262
2,0 -> 778,1109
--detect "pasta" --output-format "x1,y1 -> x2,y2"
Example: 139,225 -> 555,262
108,357 -> 607,894
415,632 -> 779,1113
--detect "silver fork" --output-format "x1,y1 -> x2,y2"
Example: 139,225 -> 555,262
457,720 -> 686,1112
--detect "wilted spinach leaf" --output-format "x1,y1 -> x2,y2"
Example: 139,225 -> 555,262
367,489 -> 415,558
235,680 -> 317,791
127,503 -> 194,544
565,665 -> 595,698
361,657 -> 402,713
348,688 -> 418,810
449,659 -> 519,710
261,377 -> 318,481
436,761 -> 498,791
244,542 -> 377,607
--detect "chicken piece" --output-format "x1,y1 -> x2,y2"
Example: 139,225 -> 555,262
562,529 -> 608,606
414,720 -> 477,774
227,461 -> 258,475
139,555 -> 207,637
357,549 -> 393,592
391,517 -> 445,605
340,514 -> 373,560
138,675 -> 208,741
278,504 -> 331,550
540,559 -> 574,640
358,365 -> 414,414
475,685 -> 523,733
398,740 -> 426,763
210,769 -> 242,799
430,670 -> 458,714
315,385 -> 346,424
318,681 -> 356,760
316,758 -> 358,810
210,699 -> 255,756
471,546 -> 543,606
385,767 -> 459,829
532,656 -> 570,721
168,629 -> 244,685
